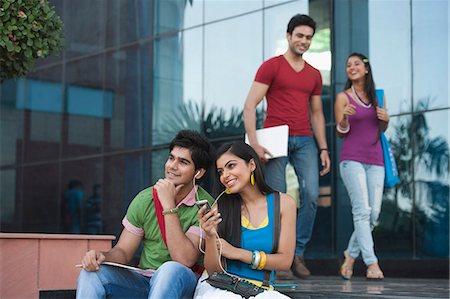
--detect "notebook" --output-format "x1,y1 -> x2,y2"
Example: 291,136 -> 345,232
245,125 -> 289,159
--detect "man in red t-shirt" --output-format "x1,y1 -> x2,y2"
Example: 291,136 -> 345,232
244,14 -> 330,279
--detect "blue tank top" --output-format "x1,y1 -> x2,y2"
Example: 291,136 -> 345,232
226,193 -> 275,283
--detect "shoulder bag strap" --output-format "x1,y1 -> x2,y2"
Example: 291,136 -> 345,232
152,188 -> 168,246
262,192 -> 281,287
152,187 -> 205,275
376,89 -> 384,108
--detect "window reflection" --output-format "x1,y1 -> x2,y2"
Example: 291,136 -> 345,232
151,149 -> 168,185
412,1 -> 448,111
104,44 -> 152,152
204,12 -> 262,119
63,0 -> 107,58
155,0 -> 204,34
155,0 -> 190,34
21,164 -> 60,233
1,170 -> 16,223
376,109 -> 450,258
369,0 -> 449,258
369,0 -> 412,116
64,56 -> 105,157
413,110 -> 449,257
153,32 -> 196,145
377,115 -> 414,257
264,0 -> 292,8
105,0 -> 152,47
264,0 -> 308,59
204,0 -> 262,23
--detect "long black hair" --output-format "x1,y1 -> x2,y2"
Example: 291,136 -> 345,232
214,141 -> 275,248
344,52 -> 383,141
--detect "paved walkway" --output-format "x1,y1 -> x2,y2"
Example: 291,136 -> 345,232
275,276 -> 450,298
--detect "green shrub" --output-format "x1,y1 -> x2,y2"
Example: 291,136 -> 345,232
0,0 -> 63,81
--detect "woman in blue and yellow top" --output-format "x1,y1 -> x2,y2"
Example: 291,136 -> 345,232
194,141 -> 296,298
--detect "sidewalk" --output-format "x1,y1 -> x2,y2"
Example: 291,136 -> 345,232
276,276 -> 450,298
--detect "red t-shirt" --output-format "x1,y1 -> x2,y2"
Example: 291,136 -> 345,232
255,55 -> 322,136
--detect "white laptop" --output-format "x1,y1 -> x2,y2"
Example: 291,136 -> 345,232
245,125 -> 289,159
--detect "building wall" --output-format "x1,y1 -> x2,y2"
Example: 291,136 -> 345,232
0,0 -> 448,264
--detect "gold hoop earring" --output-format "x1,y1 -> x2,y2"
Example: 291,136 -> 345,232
225,188 -> 231,194
250,172 -> 255,186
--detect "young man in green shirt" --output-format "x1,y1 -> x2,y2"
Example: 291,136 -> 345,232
77,130 -> 215,299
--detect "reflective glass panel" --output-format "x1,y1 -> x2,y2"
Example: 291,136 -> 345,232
64,56 -> 105,158
411,0 -> 448,111
103,152 -> 151,236
21,163 -> 60,233
0,169 -> 17,225
104,43 -> 152,151
151,149 -> 168,185
60,159 -> 102,234
204,12 -> 262,137
264,0 -> 293,7
63,0 -> 108,59
413,110 -> 449,257
19,65 -> 64,163
204,0 -> 262,23
369,0 -> 412,116
376,115 -> 414,258
153,30 -> 202,145
1,79 -> 24,166
263,0 -> 308,59
155,0 -> 203,34
105,0 -> 152,47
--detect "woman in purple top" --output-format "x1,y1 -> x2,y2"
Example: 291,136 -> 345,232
335,53 -> 390,280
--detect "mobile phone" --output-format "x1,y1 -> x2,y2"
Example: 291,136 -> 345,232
195,199 -> 212,214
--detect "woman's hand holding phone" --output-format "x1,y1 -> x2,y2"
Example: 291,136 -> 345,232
197,201 -> 221,237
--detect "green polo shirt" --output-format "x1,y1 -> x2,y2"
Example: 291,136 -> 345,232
124,185 -> 213,270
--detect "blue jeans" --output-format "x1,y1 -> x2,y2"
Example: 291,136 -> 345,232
264,136 -> 319,257
340,160 -> 385,266
76,261 -> 198,299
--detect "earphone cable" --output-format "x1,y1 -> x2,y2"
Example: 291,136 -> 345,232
193,182 -> 238,278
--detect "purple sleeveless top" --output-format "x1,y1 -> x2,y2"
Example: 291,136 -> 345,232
340,92 -> 384,166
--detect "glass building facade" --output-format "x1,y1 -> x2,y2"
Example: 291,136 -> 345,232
0,0 -> 448,273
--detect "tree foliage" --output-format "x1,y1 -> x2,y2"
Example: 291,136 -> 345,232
0,0 -> 63,81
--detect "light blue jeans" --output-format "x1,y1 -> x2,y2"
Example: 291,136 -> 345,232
265,136 -> 319,257
340,160 -> 385,266
76,261 -> 198,299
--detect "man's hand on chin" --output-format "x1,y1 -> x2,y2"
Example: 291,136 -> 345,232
154,178 -> 184,208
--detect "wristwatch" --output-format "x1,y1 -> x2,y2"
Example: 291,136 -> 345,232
319,148 -> 330,154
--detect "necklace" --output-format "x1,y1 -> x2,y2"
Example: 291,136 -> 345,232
242,204 -> 252,228
351,85 -> 372,108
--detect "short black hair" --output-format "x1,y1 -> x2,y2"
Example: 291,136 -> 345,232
287,14 -> 316,35
169,130 -> 215,182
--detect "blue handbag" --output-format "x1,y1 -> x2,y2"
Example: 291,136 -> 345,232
376,89 -> 399,188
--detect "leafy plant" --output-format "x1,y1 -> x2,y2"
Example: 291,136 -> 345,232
0,0 -> 64,81
155,100 -> 265,144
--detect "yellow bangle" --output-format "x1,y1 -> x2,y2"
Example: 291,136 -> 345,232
162,207 -> 178,215
257,251 -> 267,270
